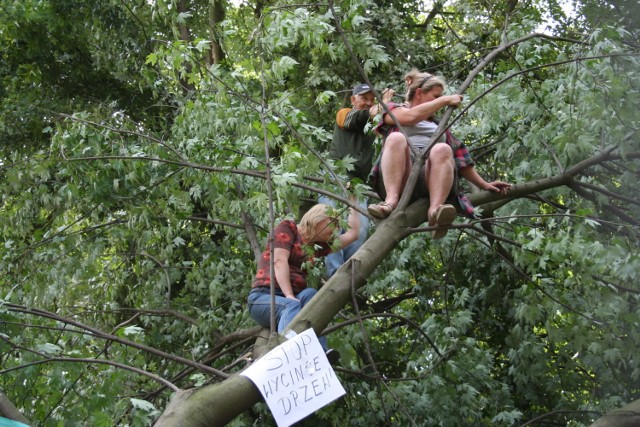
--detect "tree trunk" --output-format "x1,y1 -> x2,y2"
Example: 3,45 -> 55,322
589,398 -> 640,427
208,0 -> 226,65
176,0 -> 195,93
155,203 -> 417,426
0,392 -> 30,425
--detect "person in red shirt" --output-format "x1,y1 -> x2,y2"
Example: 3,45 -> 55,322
248,203 -> 359,362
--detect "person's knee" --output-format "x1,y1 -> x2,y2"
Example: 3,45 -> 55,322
385,133 -> 408,152
430,143 -> 453,160
281,298 -> 302,310
296,288 -> 318,305
298,288 -> 317,299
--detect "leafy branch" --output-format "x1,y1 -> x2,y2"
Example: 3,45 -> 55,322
3,303 -> 229,380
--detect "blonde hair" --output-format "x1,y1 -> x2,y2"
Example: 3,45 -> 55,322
404,69 -> 446,102
298,204 -> 335,241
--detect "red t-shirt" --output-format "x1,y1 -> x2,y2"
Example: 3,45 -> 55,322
252,220 -> 331,294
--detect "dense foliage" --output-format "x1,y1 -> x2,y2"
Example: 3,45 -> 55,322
1,0 -> 638,425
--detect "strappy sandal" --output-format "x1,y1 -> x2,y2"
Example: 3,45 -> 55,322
429,204 -> 457,240
368,202 -> 395,219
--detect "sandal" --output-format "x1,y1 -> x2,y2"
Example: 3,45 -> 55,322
368,202 -> 395,219
429,204 -> 457,240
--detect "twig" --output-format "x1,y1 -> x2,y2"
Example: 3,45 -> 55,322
4,303 -> 229,379
0,334 -> 180,392
349,258 -> 390,423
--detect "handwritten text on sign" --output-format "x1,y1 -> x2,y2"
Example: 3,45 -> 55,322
240,329 -> 346,427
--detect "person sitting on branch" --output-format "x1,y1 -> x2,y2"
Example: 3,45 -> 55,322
247,203 -> 359,363
368,69 -> 511,239
320,83 -> 394,278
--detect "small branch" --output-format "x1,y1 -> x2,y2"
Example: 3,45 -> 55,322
186,215 -> 245,230
119,308 -> 200,326
235,185 -> 262,263
349,259 -> 390,423
569,181 -> 640,227
334,347 -> 458,383
592,275 -> 640,295
5,303 -> 229,379
322,311 -> 443,358
572,180 -> 640,207
368,289 -> 416,312
452,53 -> 640,130
65,154 -> 371,218
0,333 -> 180,391
411,213 -> 630,235
3,356 -> 180,393
466,232 -> 607,327
139,251 -> 173,305
519,410 -> 602,427
465,224 -> 524,248
143,327 -> 261,400
56,112 -> 185,161
417,0 -> 444,29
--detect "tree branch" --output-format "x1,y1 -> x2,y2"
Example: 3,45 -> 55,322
322,311 -> 443,358
0,392 -> 30,425
4,303 -> 229,380
0,334 -> 180,392
572,180 -> 640,207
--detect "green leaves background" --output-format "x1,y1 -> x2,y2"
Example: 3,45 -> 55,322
0,0 -> 639,425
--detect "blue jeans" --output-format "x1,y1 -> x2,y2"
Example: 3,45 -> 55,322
318,195 -> 369,278
247,287 -> 328,351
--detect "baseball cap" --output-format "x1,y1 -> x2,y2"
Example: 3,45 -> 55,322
352,83 -> 373,96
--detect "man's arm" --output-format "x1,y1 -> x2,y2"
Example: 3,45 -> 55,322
336,108 -> 371,131
335,207 -> 360,249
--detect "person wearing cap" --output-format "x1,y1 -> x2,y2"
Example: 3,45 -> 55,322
319,83 -> 394,278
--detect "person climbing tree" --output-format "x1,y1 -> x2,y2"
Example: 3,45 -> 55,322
246,203 -> 359,364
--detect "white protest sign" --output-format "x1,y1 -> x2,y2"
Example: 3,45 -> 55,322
240,328 -> 346,427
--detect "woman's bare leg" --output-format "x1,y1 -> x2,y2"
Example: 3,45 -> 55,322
424,143 -> 455,221
379,133 -> 411,208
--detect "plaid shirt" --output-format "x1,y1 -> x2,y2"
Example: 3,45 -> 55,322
371,102 -> 476,217
252,220 -> 331,294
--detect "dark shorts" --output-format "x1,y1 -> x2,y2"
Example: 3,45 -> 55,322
373,147 -> 456,204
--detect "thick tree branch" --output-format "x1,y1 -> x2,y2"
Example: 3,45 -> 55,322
0,392 -> 30,425
589,398 -> 640,427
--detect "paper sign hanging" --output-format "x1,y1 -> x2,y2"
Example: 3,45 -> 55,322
240,328 -> 346,427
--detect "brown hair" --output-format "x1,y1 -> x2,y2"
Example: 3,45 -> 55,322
404,69 -> 446,102
298,203 -> 336,241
